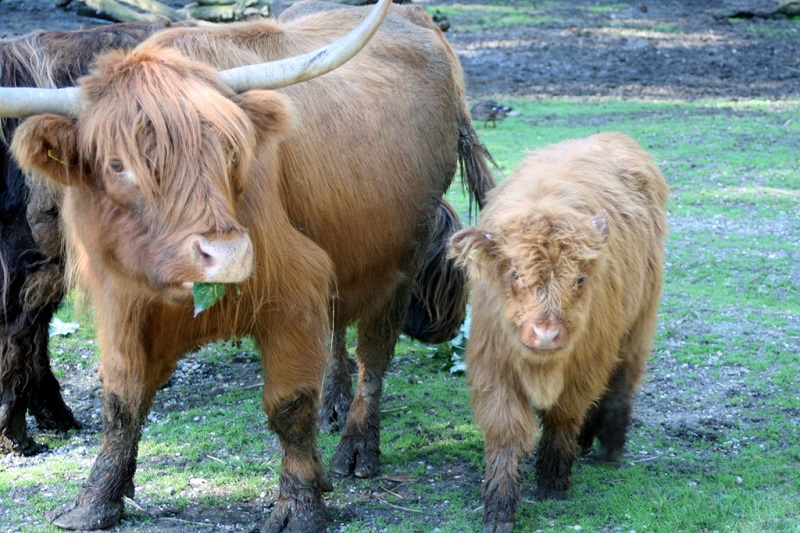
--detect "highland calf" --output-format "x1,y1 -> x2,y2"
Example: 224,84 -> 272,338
450,132 -> 668,532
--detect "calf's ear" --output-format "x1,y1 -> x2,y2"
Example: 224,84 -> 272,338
233,90 -> 296,146
11,114 -> 81,187
591,210 -> 609,241
448,227 -> 502,279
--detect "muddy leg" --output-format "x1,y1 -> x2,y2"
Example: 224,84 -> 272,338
256,313 -> 332,533
261,390 -> 332,533
481,444 -> 523,533
329,288 -> 409,478
0,384 -> 41,455
29,362 -> 81,432
577,403 -> 600,456
594,366 -> 634,463
535,412 -> 580,501
46,389 -> 150,530
472,379 -> 536,532
319,325 -> 353,433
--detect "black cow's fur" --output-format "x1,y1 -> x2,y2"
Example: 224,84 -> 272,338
0,22 -> 173,455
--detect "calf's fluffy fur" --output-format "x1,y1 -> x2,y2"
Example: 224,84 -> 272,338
450,132 -> 668,531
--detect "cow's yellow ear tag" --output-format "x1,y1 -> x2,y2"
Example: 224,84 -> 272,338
47,148 -> 66,165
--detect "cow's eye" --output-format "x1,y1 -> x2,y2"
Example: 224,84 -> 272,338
577,276 -> 586,287
110,159 -> 124,173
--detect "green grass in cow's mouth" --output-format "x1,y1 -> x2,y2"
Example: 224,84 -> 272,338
192,283 -> 228,317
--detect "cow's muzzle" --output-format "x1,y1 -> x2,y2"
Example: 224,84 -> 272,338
189,231 -> 254,283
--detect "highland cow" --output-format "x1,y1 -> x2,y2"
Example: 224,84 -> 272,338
3,0 -> 494,529
450,132 -> 668,532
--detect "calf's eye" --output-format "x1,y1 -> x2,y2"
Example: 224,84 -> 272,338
110,159 -> 124,173
577,276 -> 586,286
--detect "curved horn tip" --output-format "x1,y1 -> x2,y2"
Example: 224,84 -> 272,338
219,0 -> 393,93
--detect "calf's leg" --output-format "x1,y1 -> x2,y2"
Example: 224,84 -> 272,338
471,374 -> 537,532
535,410 -> 582,501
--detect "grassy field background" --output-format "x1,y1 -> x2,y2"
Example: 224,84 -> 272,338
1,95 -> 797,532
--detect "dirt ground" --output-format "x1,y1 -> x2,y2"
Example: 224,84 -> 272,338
3,0 -> 799,100
1,0 -> 798,531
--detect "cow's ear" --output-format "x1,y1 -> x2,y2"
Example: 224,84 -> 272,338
232,90 -> 295,145
449,227 -> 503,280
11,114 -> 81,187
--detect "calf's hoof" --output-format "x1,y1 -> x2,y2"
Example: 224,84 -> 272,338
329,435 -> 380,478
260,498 -> 329,533
483,521 -> 514,533
46,499 -> 123,530
535,484 -> 568,501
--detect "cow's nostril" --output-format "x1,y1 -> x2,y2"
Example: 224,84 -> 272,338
193,240 -> 215,265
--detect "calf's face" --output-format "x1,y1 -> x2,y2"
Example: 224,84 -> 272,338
10,47 -> 294,303
450,211 -> 608,357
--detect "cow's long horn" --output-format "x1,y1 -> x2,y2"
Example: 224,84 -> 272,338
0,86 -> 82,119
219,0 -> 392,92
0,0 -> 392,119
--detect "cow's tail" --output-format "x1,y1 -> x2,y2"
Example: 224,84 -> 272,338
457,117 -> 497,216
402,107 -> 497,344
403,199 -> 468,344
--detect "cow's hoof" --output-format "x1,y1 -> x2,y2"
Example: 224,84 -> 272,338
318,398 -> 349,434
0,434 -> 46,456
329,435 -> 379,478
46,499 -> 123,530
31,405 -> 81,432
482,521 -> 515,533
260,499 -> 329,533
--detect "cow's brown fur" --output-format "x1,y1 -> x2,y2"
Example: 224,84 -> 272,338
450,132 -> 668,531
11,3 -> 493,530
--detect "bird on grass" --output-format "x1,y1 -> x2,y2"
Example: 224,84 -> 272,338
470,99 -> 513,128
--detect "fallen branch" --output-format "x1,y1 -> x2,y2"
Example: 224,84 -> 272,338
74,0 -> 271,23
722,1 -> 800,19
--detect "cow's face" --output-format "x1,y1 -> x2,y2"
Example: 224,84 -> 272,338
11,46 -> 294,303
450,211 -> 608,357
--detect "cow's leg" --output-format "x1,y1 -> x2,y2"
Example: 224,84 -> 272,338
256,321 -> 332,533
46,313 -> 180,531
0,381 -> 40,455
28,364 -> 81,431
577,366 -> 634,460
46,383 -> 153,530
329,285 -> 411,478
0,318 -> 46,455
535,410 -> 582,501
319,324 -> 353,433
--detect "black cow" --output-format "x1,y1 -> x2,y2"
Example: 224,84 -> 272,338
0,22 -> 174,455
